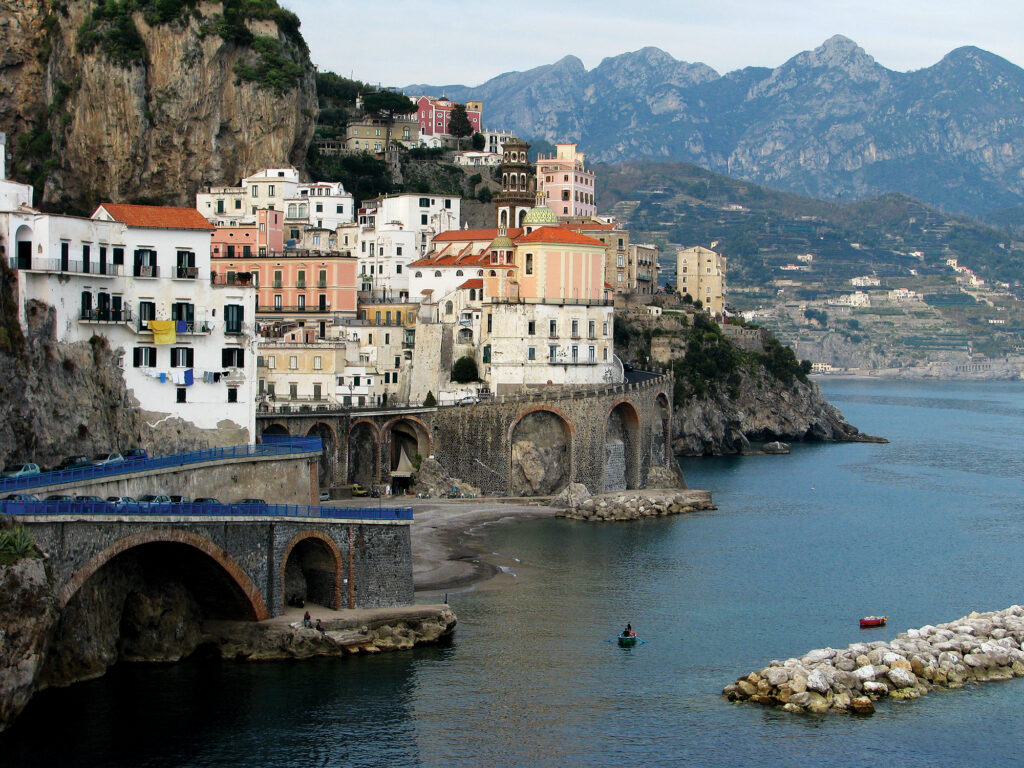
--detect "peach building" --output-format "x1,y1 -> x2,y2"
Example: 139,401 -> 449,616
535,143 -> 596,218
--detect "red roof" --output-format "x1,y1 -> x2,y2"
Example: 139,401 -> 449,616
458,279 -> 483,290
95,203 -> 213,231
564,220 -> 617,231
515,227 -> 604,246
433,228 -> 523,242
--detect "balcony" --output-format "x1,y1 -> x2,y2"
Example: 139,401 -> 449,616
174,266 -> 199,279
257,305 -> 332,314
133,265 -> 159,278
80,307 -> 134,324
489,296 -> 613,307
211,272 -> 254,286
9,256 -> 122,278
136,318 -> 212,334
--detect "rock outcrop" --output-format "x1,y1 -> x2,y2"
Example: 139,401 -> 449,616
555,489 -> 715,522
0,557 -> 59,732
724,606 -> 1024,715
1,0 -> 316,210
412,457 -> 481,498
673,367 -> 882,456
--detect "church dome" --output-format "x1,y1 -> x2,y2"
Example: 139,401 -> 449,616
522,199 -> 558,226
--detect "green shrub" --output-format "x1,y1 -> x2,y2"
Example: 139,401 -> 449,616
423,391 -> 437,407
0,527 -> 38,566
234,36 -> 305,93
451,355 -> 479,383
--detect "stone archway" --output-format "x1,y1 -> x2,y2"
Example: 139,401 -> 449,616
605,400 -> 641,492
14,224 -> 33,270
306,422 -> 337,489
348,420 -> 379,486
654,393 -> 671,465
509,407 -> 573,496
261,422 -> 291,438
281,531 -> 342,611
384,417 -> 430,493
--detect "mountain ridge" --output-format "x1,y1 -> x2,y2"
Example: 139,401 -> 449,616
406,37 -> 1024,217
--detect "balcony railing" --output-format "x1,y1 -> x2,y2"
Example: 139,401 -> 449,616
136,318 -> 212,334
80,307 -> 135,324
8,257 -> 123,277
133,265 -> 159,278
175,266 -> 199,279
258,305 -> 332,314
488,296 -> 613,307
211,272 -> 255,286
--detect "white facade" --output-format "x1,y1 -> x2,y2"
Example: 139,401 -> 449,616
479,131 -> 518,155
2,189 -> 258,439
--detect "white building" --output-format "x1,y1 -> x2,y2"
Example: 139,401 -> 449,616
827,291 -> 871,308
850,275 -> 881,287
2,191 -> 258,438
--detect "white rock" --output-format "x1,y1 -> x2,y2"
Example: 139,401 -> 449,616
806,668 -> 832,694
854,665 -> 878,682
765,667 -> 791,687
887,667 -> 917,689
803,648 -> 836,665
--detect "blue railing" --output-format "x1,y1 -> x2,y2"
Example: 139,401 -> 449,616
0,499 -> 412,521
0,437 -> 322,492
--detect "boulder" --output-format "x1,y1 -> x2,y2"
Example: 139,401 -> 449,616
805,668 -> 831,694
765,667 -> 791,687
550,483 -> 591,509
806,692 -> 830,713
887,667 -> 917,689
854,665 -> 877,683
850,696 -> 876,715
762,441 -> 791,454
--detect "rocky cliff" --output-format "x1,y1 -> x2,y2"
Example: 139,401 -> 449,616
0,0 -> 316,211
410,36 -> 1024,217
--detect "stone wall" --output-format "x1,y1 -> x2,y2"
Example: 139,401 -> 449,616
21,452 -> 320,506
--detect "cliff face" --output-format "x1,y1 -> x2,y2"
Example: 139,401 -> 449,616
673,367 -> 869,456
0,0 -> 316,210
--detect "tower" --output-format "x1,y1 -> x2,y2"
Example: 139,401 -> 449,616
495,139 -> 535,229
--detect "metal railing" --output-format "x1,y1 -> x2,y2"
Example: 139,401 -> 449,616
80,307 -> 135,323
9,257 -> 123,277
487,296 -> 614,307
1,499 -> 412,521
0,437 -> 322,492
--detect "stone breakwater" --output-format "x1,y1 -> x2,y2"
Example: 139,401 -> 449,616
554,487 -> 716,522
724,606 -> 1024,715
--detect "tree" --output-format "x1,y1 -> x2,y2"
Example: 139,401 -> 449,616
471,132 -> 486,151
477,186 -> 492,203
361,90 -> 416,151
451,355 -> 479,383
423,391 -> 437,407
448,103 -> 473,149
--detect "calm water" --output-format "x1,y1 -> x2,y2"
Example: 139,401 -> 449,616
4,379 -> 1024,767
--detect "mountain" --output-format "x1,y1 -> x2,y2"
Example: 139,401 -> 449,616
0,0 -> 316,212
407,37 -> 1024,217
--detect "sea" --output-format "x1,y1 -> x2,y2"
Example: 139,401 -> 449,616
3,378 -> 1024,767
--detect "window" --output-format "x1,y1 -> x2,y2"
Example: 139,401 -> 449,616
138,301 -> 156,328
445,301 -> 454,315
603,322 -> 608,335
313,383 -> 322,401
176,387 -> 186,404
224,304 -> 244,334
419,197 -> 430,207
487,314 -> 492,333
603,347 -> 608,361
588,345 -> 596,362
268,184 -> 275,196
525,254 -> 533,274
549,319 -> 557,337
289,355 -> 298,370
571,319 -> 579,338
434,270 -> 442,277
617,254 -> 624,268
421,214 -> 428,225
571,345 -> 579,363
227,387 -> 238,403
297,294 -> 306,310
171,302 -> 194,324
133,248 -> 157,277
222,348 -> 245,367
527,321 -> 535,336
132,346 -> 157,367
112,247 -> 124,266
588,320 -> 596,339
336,205 -> 343,214
274,294 -> 282,309
313,355 -> 322,370
170,347 -> 194,368
396,246 -> 403,256
549,345 -> 558,363
396,264 -> 402,274
444,199 -> 452,209
251,186 -> 258,197
289,383 -> 298,399
316,204 -> 323,213
482,345 -> 491,364
528,347 -> 536,361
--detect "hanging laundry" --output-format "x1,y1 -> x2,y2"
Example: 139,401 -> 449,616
184,369 -> 194,386
159,372 -> 167,383
172,370 -> 185,385
213,372 -> 221,382
148,320 -> 176,344
175,320 -> 188,334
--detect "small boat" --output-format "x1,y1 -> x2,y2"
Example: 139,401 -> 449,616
860,616 -> 887,628
617,631 -> 639,647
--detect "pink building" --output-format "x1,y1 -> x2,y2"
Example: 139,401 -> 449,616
417,96 -> 482,138
211,209 -> 283,259
536,144 -> 596,218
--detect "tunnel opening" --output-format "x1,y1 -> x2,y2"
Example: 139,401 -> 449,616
282,536 -> 340,610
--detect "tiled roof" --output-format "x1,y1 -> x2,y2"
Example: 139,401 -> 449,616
458,279 -> 484,289
433,228 -> 523,242
95,203 -> 213,231
515,227 -> 604,246
565,221 -> 617,231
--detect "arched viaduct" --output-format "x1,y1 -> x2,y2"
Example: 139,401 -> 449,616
257,372 -> 677,497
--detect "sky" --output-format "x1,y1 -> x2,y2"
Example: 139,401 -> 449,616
282,0 -> 1024,87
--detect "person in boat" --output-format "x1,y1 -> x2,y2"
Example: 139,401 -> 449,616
623,622 -> 633,636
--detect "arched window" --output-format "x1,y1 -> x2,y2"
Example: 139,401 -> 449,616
456,269 -> 464,276
489,270 -> 497,277
287,204 -> 297,218
469,289 -> 476,300
434,270 -> 442,277
520,173 -> 526,189
299,204 -> 307,218
445,301 -> 453,314
507,270 -> 514,276
414,271 -> 422,278
499,210 -> 508,228
477,270 -> 483,276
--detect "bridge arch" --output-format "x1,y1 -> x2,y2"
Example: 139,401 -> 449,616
604,399 -> 641,492
306,421 -> 337,489
59,529 -> 269,621
654,392 -> 671,465
348,419 -> 380,486
281,530 -> 343,612
508,406 -> 574,496
382,416 -> 431,493
261,422 -> 291,438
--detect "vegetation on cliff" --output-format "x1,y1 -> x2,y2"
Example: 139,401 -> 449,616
0,527 -> 39,566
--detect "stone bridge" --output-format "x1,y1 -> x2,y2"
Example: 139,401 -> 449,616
257,371 -> 676,496
19,509 -> 413,621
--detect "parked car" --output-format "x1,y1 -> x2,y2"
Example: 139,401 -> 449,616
137,494 -> 172,504
106,496 -> 137,505
169,495 -> 191,504
46,494 -> 72,501
2,493 -> 40,502
347,483 -> 369,497
238,498 -> 267,506
319,491 -> 331,502
122,448 -> 148,460
54,455 -> 91,472
456,395 -> 478,406
2,463 -> 41,478
194,497 -> 221,504
92,452 -> 124,466
73,495 -> 104,502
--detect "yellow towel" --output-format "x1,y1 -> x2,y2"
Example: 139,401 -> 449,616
148,320 -> 177,344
